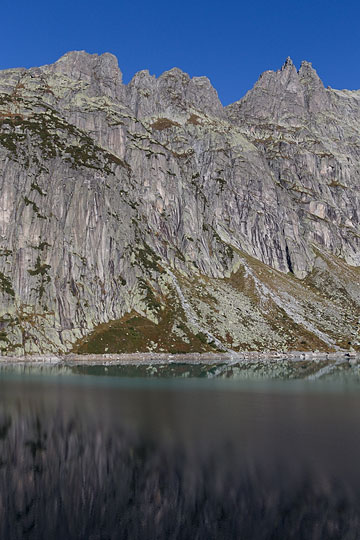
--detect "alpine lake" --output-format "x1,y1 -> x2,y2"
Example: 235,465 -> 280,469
1,353 -> 360,540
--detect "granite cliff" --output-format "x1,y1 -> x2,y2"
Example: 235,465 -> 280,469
1,52 -> 360,355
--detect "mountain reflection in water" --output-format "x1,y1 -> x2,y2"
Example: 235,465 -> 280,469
1,375 -> 360,540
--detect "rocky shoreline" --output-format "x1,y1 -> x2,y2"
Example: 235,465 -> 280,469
0,350 -> 359,366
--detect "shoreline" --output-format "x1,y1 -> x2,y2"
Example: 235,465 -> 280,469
0,350 -> 359,366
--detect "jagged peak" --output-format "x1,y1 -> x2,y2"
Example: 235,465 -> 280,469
56,50 -> 92,62
299,59 -> 313,69
130,66 -> 206,87
130,66 -> 216,88
261,57 -> 324,89
299,60 -> 320,79
55,50 -> 118,67
159,67 -> 190,82
47,50 -> 122,84
133,69 -> 152,77
128,69 -> 155,86
281,56 -> 295,70
298,60 -> 324,89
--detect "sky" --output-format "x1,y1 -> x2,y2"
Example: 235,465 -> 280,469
1,0 -> 360,105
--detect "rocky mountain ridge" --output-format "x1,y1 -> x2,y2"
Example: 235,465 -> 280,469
1,51 -> 360,355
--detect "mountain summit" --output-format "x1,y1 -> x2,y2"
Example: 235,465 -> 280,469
1,52 -> 360,355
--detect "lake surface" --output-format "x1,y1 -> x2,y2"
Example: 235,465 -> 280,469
1,368 -> 360,539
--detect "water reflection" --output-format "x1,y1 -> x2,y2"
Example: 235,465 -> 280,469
1,375 -> 360,539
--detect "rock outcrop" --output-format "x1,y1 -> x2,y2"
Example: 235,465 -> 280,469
1,52 -> 360,355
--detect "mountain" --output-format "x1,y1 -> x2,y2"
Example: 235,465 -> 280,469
1,51 -> 360,355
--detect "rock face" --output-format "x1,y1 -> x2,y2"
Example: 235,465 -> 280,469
1,52 -> 360,355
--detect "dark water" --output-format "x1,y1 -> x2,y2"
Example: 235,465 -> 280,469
1,373 -> 360,539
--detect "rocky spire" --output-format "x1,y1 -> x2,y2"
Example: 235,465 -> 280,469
297,60 -> 327,112
298,60 -> 323,87
128,65 -> 224,119
281,56 -> 295,70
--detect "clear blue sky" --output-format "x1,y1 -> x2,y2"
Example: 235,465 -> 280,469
2,0 -> 359,105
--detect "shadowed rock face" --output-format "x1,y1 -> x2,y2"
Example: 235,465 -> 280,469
0,52 -> 360,355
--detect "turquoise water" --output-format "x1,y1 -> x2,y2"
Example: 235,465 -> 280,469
1,369 -> 360,539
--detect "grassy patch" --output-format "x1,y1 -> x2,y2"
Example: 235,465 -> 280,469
138,279 -> 162,315
0,108 -> 130,175
28,256 -> 51,299
23,196 -> 47,219
151,118 -> 181,130
187,114 -> 202,126
0,272 -> 14,297
72,292 -> 219,355
30,181 -> 46,196
226,249 -> 347,351
135,243 -> 164,274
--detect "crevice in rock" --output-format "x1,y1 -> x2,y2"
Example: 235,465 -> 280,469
285,244 -> 294,274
